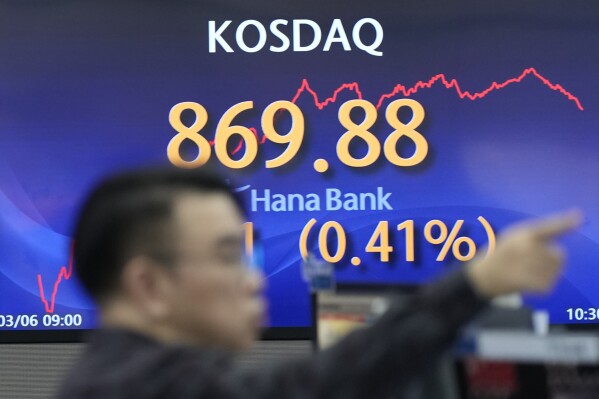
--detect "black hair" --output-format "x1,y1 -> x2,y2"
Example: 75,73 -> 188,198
72,166 -> 243,303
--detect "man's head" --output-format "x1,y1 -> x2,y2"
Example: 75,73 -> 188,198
74,167 -> 265,350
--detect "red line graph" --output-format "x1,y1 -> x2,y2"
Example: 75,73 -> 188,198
220,67 -> 583,154
291,67 -> 584,111
37,242 -> 74,314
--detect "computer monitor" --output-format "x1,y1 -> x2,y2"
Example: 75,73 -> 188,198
314,284 -> 460,398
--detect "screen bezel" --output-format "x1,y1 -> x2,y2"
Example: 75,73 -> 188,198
0,284 -> 413,343
0,327 -> 312,344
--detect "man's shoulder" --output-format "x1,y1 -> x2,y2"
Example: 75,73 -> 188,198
55,328 -> 232,399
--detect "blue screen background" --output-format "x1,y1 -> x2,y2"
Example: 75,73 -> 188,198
0,0 -> 597,330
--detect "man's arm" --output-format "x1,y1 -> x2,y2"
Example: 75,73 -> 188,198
258,269 -> 486,399
179,211 -> 580,399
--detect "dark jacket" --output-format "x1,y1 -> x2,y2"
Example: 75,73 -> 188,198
56,270 -> 486,398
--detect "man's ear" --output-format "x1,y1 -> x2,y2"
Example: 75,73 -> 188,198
120,256 -> 174,320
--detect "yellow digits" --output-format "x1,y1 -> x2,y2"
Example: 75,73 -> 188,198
336,98 -> 428,168
384,99 -> 427,166
262,101 -> 304,169
167,98 -> 427,170
168,100 -> 306,169
318,221 -> 347,263
215,101 -> 258,169
167,102 -> 211,169
337,100 -> 381,167
366,221 -> 393,262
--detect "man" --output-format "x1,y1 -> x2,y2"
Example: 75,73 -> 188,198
57,167 -> 580,398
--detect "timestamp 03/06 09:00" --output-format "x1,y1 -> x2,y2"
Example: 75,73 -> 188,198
567,308 -> 599,321
0,314 -> 83,329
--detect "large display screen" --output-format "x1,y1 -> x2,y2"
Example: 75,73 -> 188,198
0,0 -> 597,336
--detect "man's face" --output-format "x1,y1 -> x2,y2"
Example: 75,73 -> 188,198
160,192 -> 265,350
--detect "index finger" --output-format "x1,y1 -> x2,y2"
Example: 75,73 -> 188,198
527,210 -> 583,240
